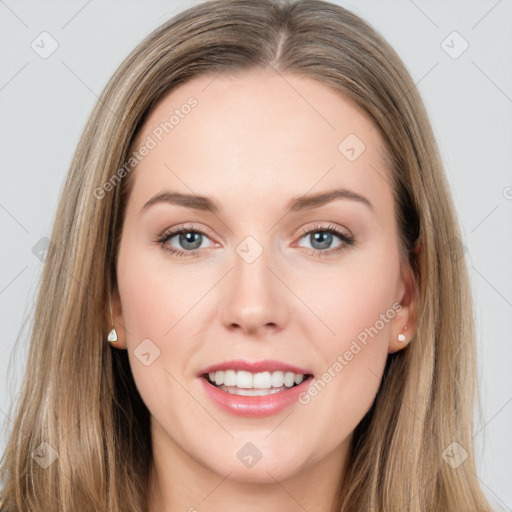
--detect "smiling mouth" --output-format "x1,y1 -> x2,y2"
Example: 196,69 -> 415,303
202,372 -> 314,397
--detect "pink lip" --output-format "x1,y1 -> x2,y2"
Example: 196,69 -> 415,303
198,359 -> 312,377
199,374 -> 314,418
197,359 -> 314,418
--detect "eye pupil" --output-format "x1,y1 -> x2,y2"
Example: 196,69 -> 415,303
311,231 -> 332,250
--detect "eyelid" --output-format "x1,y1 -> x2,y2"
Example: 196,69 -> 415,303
160,223 -> 218,243
159,222 -> 352,244
296,222 -> 352,240
156,221 -> 354,257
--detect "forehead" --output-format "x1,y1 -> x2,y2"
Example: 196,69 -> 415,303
127,70 -> 392,216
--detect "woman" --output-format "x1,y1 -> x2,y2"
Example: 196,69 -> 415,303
0,0 -> 494,510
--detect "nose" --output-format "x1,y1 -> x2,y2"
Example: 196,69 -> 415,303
219,241 -> 290,337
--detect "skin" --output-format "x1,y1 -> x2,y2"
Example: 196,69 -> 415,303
110,69 -> 417,512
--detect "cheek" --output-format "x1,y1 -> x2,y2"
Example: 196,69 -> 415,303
116,239 -> 176,386
116,235 -> 211,416
288,248 -> 399,429
116,235 -> 195,341
293,248 -> 399,354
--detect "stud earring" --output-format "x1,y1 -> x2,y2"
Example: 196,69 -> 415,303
397,325 -> 408,343
107,300 -> 118,345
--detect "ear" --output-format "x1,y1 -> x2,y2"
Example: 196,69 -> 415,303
107,286 -> 127,350
388,259 -> 418,354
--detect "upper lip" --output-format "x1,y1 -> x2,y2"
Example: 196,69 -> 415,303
198,359 -> 313,377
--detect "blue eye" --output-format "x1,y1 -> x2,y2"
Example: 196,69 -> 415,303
168,231 -> 207,251
155,222 -> 354,258
156,225 -> 213,258
296,223 -> 354,257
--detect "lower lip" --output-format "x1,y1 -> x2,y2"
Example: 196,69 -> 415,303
199,375 -> 313,418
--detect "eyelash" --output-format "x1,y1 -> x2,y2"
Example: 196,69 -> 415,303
154,222 -> 355,259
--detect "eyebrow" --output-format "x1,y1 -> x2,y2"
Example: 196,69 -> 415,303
140,188 -> 373,215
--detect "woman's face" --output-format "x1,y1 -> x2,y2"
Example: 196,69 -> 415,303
113,70 -> 416,487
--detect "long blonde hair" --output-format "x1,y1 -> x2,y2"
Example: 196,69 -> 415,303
0,0 -> 492,510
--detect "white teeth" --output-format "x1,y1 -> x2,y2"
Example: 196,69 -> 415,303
224,370 -> 236,387
220,385 -> 288,396
253,371 -> 272,389
271,371 -> 284,387
206,369 -> 308,389
213,370 -> 224,385
236,371 -> 253,389
284,372 -> 295,387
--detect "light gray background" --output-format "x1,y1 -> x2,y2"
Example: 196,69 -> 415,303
1,0 -> 511,509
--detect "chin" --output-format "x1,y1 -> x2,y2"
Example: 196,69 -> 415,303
198,445 -> 308,485
213,462 -> 300,484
